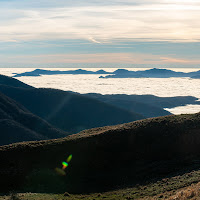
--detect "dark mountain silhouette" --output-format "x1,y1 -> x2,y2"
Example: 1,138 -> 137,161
0,92 -> 68,146
13,68 -> 111,77
84,93 -> 200,117
1,112 -> 200,193
101,68 -> 188,78
0,82 -> 144,133
0,74 -> 149,133
84,93 -> 171,118
188,70 -> 200,77
0,74 -> 33,88
137,68 -> 186,78
99,73 -> 143,78
0,86 -> 144,133
1,74 -> 200,133
191,74 -> 200,79
13,68 -> 200,78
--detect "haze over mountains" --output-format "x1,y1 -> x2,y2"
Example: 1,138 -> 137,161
13,68 -> 200,79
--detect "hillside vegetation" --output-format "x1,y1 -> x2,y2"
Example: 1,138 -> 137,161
1,170 -> 200,200
1,112 -> 200,194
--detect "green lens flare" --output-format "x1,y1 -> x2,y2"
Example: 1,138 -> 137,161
62,161 -> 68,167
67,154 -> 72,163
55,154 -> 72,176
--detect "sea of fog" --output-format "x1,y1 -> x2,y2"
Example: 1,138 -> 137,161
1,67 -> 200,115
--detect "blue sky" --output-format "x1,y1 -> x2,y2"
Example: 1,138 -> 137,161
0,0 -> 200,68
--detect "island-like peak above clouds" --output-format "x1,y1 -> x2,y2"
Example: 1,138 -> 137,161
12,68 -> 200,78
101,68 -> 189,78
13,68 -> 111,77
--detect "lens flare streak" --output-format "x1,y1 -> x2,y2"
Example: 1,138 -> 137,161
55,154 -> 72,176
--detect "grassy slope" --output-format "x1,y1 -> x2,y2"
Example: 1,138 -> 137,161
1,168 -> 200,199
1,112 -> 200,194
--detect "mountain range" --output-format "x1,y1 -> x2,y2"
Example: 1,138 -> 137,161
84,93 -> 200,118
1,74 -> 200,136
0,75 -> 144,134
13,68 -> 110,77
100,68 -> 200,78
12,68 -> 200,79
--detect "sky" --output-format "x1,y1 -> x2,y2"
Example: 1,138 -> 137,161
0,0 -> 200,68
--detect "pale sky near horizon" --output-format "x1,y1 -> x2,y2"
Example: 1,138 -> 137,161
0,0 -> 200,68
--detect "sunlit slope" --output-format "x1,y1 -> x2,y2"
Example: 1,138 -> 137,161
1,112 -> 200,193
0,92 -> 68,145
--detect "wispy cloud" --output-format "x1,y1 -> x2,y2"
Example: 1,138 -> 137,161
1,1 -> 200,43
0,1 -> 200,67
160,57 -> 192,64
88,37 -> 101,44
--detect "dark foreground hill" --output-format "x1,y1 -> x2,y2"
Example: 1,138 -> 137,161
0,74 -> 32,88
0,92 -> 68,146
85,93 -> 200,111
0,84 -> 144,133
1,112 -> 200,194
84,93 -> 200,118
